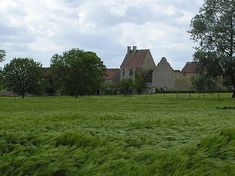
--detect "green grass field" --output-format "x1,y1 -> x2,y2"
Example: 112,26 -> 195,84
1,93 -> 235,176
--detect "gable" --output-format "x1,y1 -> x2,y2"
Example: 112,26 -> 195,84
156,57 -> 174,72
141,51 -> 156,72
120,49 -> 150,69
152,57 -> 175,89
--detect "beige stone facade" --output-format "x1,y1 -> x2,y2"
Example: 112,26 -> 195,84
152,57 -> 176,90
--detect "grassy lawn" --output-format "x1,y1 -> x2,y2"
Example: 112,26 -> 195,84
0,93 -> 235,176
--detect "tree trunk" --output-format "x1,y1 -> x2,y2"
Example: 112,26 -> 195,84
231,74 -> 235,98
124,90 -> 127,96
21,87 -> 25,99
230,9 -> 234,98
231,81 -> 235,98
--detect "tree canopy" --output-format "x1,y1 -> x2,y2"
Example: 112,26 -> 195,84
189,0 -> 235,97
51,49 -> 106,96
3,58 -> 42,98
192,73 -> 218,92
0,49 -> 6,62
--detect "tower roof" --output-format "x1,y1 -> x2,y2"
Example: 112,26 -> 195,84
120,49 -> 151,69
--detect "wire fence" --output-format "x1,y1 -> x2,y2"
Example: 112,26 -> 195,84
0,91 -> 233,101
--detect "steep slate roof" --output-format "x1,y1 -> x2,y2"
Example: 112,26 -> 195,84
181,62 -> 198,74
105,69 -> 120,80
120,49 -> 150,69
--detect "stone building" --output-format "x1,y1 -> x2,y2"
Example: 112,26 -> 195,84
106,46 -> 198,92
175,62 -> 198,91
120,46 -> 156,82
105,69 -> 120,85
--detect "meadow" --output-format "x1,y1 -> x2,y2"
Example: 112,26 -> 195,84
0,93 -> 235,176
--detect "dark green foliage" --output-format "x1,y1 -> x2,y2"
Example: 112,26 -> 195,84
2,58 -> 42,98
0,94 -> 235,175
118,72 -> 146,95
0,69 -> 3,90
193,51 -> 223,77
0,48 -> 6,62
192,73 -> 218,92
50,54 -> 65,93
119,79 -> 133,96
38,67 -> 56,96
50,49 -> 106,96
189,0 -> 235,97
133,72 -> 146,94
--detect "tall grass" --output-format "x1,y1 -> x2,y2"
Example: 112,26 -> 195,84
0,93 -> 235,175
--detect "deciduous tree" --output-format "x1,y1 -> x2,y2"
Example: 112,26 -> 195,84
189,0 -> 235,97
192,73 -> 218,92
51,49 -> 106,96
3,58 -> 42,98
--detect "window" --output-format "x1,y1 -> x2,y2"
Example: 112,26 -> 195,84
129,69 -> 133,76
122,69 -> 125,76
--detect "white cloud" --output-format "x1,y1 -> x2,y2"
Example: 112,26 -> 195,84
0,0 -> 204,69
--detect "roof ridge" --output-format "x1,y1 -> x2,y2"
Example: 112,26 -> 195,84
120,49 -> 150,68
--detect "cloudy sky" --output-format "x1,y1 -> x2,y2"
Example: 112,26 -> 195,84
0,0 -> 204,70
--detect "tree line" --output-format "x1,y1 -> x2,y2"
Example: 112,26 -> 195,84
0,48 -> 108,98
0,48 -> 147,98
